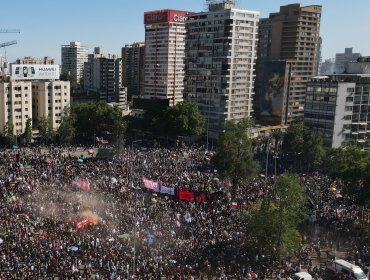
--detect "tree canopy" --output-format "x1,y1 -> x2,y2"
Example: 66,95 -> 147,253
72,102 -> 127,146
152,101 -> 205,138
212,118 -> 258,186
58,107 -> 75,146
282,120 -> 325,170
325,146 -> 370,203
246,173 -> 307,259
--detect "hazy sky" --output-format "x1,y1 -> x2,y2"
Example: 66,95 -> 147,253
1,0 -> 369,64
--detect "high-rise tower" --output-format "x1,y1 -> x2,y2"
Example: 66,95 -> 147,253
254,4 -> 322,125
143,9 -> 190,106
184,0 -> 259,138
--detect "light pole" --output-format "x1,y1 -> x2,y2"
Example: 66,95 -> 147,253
265,138 -> 269,179
130,139 -> 142,278
206,100 -> 210,151
273,154 -> 279,182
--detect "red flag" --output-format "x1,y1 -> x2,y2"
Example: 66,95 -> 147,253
230,202 -> 238,209
178,190 -> 195,202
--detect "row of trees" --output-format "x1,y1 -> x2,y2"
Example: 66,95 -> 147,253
0,103 -> 128,151
128,101 -> 205,139
0,118 -> 33,147
1,101 -> 206,149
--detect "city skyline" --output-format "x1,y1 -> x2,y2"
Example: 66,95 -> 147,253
1,0 -> 370,63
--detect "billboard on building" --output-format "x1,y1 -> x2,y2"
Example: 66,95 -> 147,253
11,64 -> 60,80
254,61 -> 289,125
144,10 -> 190,24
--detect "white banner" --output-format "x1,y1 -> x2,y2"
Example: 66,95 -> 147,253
11,64 -> 59,80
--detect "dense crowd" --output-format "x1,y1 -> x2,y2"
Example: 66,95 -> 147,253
0,145 -> 369,279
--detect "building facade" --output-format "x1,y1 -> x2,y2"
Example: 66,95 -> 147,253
335,48 -> 361,74
0,81 -> 32,135
61,42 -> 89,84
121,42 -> 145,102
304,74 -> 370,148
255,4 -> 322,125
15,56 -> 55,65
347,56 -> 370,74
32,81 -> 71,129
144,9 -> 190,106
84,47 -> 126,104
184,1 -> 259,137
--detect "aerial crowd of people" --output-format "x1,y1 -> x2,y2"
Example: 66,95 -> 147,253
0,143 -> 369,279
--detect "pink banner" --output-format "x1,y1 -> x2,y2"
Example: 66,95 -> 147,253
72,179 -> 91,191
142,177 -> 160,192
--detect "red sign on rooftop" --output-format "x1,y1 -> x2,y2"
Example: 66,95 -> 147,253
144,10 -> 191,24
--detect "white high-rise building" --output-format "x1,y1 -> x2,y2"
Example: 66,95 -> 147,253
61,41 -> 89,84
184,1 -> 259,137
0,81 -> 32,135
305,74 -> 370,149
143,9 -> 190,106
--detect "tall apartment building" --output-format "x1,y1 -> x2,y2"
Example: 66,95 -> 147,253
304,74 -> 370,148
144,9 -> 190,106
335,48 -> 361,74
184,1 -> 259,137
84,47 -> 126,104
0,81 -> 32,135
61,42 -> 89,84
15,56 -> 55,65
255,4 -> 322,125
32,81 -> 71,129
121,43 -> 145,102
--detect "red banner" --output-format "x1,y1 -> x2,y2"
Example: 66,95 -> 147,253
178,190 -> 194,202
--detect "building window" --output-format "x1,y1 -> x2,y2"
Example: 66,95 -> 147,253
345,106 -> 352,111
344,115 -> 352,120
347,88 -> 355,93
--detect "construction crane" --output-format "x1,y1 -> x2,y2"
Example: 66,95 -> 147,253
0,29 -> 20,77
0,40 -> 17,48
0,29 -> 20,33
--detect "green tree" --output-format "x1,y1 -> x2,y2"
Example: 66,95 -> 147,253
72,102 -> 125,144
246,173 -> 307,259
4,117 -> 15,146
282,119 -> 305,155
212,118 -> 258,187
113,117 -> 128,153
302,130 -> 325,170
153,101 -> 205,137
58,107 -> 75,145
23,118 -> 33,145
325,146 -> 370,201
282,120 -> 324,171
38,116 -> 54,144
